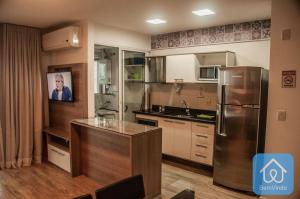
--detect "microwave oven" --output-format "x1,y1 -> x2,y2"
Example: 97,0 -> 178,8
197,65 -> 222,82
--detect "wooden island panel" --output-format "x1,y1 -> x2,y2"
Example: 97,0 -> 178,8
70,119 -> 162,198
131,131 -> 162,198
80,127 -> 132,185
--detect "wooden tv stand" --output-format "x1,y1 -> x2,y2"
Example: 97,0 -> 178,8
43,127 -> 71,172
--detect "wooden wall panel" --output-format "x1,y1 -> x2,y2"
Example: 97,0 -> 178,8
80,127 -> 132,186
131,129 -> 162,198
48,63 -> 87,133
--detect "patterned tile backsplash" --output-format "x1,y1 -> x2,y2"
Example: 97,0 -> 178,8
151,19 -> 271,50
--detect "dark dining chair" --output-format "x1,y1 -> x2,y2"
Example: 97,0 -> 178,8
73,193 -> 93,199
171,189 -> 195,199
95,175 -> 145,199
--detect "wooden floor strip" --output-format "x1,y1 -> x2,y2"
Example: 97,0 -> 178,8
0,162 -> 256,199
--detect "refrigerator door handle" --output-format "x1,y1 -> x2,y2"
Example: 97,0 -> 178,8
216,104 -> 227,137
216,85 -> 227,137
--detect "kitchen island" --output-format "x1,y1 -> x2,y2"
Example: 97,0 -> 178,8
70,118 -> 162,198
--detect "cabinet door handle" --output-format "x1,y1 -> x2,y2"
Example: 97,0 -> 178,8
195,154 -> 207,158
196,124 -> 209,128
164,120 -> 185,125
196,144 -> 207,148
50,148 -> 65,156
173,121 -> 185,125
174,78 -> 184,83
196,134 -> 208,138
164,120 -> 173,123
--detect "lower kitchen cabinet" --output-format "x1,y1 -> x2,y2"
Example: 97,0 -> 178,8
158,119 -> 174,155
135,114 -> 215,166
159,119 -> 191,160
190,122 -> 215,165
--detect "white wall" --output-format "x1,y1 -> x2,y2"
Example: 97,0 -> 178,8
265,0 -> 300,198
87,22 -> 151,117
150,40 -> 270,69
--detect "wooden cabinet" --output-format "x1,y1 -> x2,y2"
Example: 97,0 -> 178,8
135,114 -> 215,165
48,143 -> 71,172
166,54 -> 200,83
159,119 -> 191,159
43,128 -> 71,172
158,119 -> 174,155
191,122 -> 215,165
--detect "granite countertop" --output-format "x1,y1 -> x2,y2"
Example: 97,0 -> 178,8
133,109 -> 216,124
71,118 -> 161,136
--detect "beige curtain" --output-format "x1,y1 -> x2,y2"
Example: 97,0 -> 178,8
0,24 -> 43,169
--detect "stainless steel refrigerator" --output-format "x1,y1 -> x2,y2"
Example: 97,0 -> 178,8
213,66 -> 268,192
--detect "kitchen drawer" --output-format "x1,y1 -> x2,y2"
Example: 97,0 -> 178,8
191,143 -> 213,155
48,144 -> 71,172
192,132 -> 214,145
135,114 -> 159,122
191,122 -> 214,135
191,152 -> 213,165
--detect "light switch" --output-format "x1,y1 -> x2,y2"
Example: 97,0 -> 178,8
276,110 -> 287,121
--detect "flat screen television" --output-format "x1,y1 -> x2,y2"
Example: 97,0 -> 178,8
47,71 -> 73,102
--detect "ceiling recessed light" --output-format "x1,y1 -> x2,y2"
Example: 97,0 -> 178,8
146,19 -> 167,24
192,9 -> 215,16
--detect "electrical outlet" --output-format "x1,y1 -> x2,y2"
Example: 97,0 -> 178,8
276,110 -> 287,121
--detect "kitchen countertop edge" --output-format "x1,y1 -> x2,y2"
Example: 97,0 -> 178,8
71,118 -> 162,137
133,111 -> 216,124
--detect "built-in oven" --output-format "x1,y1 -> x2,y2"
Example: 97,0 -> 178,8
136,117 -> 158,127
197,65 -> 222,82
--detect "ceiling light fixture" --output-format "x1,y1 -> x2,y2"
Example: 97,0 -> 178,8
192,9 -> 215,16
146,19 -> 167,24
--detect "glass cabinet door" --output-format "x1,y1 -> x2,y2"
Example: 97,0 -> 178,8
122,50 -> 145,122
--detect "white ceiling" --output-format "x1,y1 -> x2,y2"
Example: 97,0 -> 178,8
0,0 -> 271,35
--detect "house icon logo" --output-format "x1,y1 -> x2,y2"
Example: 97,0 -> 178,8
253,153 -> 294,195
259,158 -> 287,184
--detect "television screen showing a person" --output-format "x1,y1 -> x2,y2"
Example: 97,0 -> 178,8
51,74 -> 72,101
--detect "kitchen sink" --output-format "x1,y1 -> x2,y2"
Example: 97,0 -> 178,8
175,114 -> 193,118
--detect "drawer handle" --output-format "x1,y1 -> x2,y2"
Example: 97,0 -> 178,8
196,144 -> 207,148
196,124 -> 209,128
196,135 -> 208,138
50,148 -> 65,156
195,154 -> 207,158
164,120 -> 185,125
164,120 -> 173,123
174,78 -> 184,82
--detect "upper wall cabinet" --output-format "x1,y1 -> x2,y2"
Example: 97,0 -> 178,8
196,51 -> 235,67
42,26 -> 81,51
166,54 -> 200,83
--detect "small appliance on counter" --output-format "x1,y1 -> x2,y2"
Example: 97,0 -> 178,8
213,66 -> 268,192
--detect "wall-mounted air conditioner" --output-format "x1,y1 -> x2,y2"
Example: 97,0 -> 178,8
42,26 -> 80,51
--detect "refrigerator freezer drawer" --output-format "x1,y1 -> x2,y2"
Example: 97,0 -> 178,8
218,67 -> 264,105
191,122 -> 214,135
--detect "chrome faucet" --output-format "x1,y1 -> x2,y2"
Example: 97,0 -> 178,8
181,100 -> 191,116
